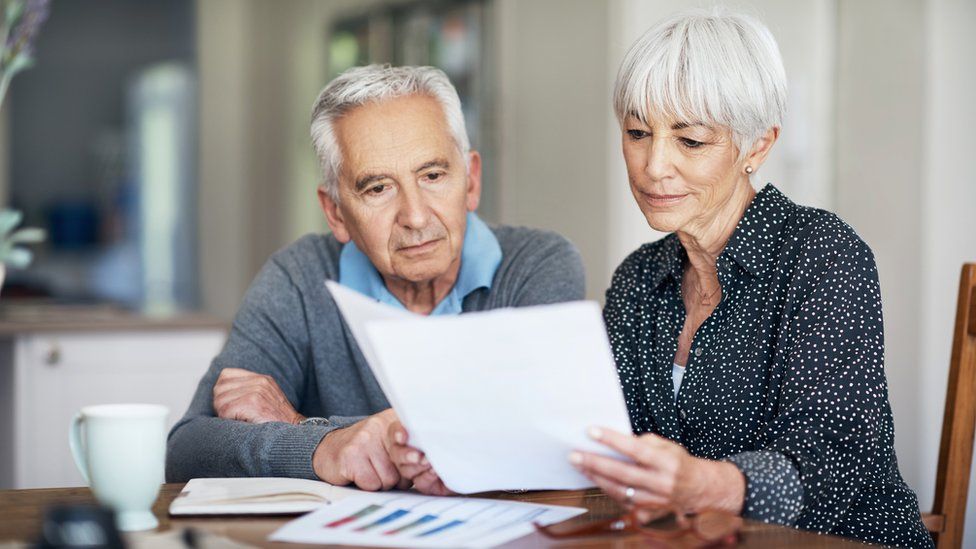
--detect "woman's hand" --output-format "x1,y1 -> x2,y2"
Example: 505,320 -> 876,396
386,421 -> 455,496
570,427 -> 745,515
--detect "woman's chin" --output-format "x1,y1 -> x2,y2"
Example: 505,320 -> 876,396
640,211 -> 686,234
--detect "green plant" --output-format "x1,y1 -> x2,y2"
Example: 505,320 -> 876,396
0,0 -> 49,104
0,209 -> 44,268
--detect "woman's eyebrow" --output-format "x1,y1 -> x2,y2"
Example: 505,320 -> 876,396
671,121 -> 711,130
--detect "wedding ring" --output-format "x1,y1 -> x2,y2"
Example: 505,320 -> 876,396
624,486 -> 636,504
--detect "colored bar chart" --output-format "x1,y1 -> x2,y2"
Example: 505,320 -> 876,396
270,492 -> 586,548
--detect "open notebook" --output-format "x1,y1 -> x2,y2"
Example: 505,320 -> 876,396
169,478 -> 361,515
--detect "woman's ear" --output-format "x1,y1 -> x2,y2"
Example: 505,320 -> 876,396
744,127 -> 780,172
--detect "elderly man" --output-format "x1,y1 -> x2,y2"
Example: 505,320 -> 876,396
165,65 -> 585,492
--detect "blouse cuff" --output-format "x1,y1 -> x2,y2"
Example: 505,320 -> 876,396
725,450 -> 804,525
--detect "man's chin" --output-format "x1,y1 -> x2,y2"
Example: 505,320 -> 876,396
391,258 -> 452,284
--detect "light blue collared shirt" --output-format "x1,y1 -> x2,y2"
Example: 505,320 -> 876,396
338,212 -> 503,315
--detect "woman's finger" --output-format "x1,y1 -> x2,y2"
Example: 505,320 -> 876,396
571,450 -> 660,490
583,470 -> 669,508
587,426 -> 665,466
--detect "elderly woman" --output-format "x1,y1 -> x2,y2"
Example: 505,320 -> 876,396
568,8 -> 932,548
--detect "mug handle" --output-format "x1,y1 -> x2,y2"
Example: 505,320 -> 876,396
68,412 -> 90,485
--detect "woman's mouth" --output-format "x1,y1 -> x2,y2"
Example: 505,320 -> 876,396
640,191 -> 689,207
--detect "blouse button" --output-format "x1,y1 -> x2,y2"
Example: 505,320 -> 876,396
694,347 -> 703,357
679,409 -> 687,420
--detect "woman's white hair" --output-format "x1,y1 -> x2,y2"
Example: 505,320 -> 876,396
310,64 -> 471,200
613,7 -> 787,160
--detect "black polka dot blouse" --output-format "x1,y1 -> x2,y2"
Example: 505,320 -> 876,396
603,184 -> 932,548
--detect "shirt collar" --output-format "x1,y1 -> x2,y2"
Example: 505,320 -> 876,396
337,212 -> 502,315
721,184 -> 793,278
647,184 -> 792,288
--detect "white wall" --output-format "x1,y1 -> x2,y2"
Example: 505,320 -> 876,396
834,0 -> 927,509
835,3 -> 976,545
494,0 -> 610,299
922,1 -> 976,545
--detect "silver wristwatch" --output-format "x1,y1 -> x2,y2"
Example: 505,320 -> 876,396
298,417 -> 331,426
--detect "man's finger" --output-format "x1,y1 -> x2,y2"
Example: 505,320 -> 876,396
388,443 -> 424,467
387,421 -> 408,447
217,368 -> 259,380
214,376 -> 263,390
395,476 -> 413,491
368,451 -> 401,491
349,459 -> 384,491
413,471 -> 452,496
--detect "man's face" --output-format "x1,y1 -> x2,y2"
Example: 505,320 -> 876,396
319,94 -> 481,285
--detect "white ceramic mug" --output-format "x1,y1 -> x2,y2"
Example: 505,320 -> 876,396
68,404 -> 168,531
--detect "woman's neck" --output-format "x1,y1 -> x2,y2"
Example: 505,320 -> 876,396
677,181 -> 756,283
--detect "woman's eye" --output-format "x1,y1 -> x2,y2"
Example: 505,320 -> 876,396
626,129 -> 649,140
366,184 -> 388,195
680,137 -> 705,148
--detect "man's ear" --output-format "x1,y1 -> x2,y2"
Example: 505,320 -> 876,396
317,186 -> 351,243
465,150 -> 482,212
744,127 -> 780,173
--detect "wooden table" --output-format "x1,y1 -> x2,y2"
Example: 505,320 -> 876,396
0,483 -> 873,548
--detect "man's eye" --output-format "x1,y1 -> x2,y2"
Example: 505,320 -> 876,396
424,172 -> 445,182
626,129 -> 649,140
680,138 -> 705,148
366,184 -> 388,195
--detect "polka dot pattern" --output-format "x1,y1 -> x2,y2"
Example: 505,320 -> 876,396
603,184 -> 932,548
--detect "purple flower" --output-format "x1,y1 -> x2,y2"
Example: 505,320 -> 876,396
6,0 -> 50,59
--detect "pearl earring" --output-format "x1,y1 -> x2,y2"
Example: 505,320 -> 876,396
745,166 -> 754,174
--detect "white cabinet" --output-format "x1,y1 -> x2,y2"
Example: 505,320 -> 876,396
0,328 -> 226,489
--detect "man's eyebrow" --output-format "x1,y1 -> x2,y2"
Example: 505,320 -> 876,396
414,159 -> 450,173
354,173 -> 390,192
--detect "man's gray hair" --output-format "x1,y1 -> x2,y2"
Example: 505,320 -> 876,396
310,64 -> 471,200
613,7 -> 787,161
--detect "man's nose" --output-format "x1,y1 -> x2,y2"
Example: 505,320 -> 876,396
395,184 -> 431,230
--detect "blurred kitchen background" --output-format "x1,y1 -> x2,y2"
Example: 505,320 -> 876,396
0,0 -> 974,543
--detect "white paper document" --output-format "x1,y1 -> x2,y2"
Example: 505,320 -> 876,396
326,281 -> 633,493
269,492 -> 585,548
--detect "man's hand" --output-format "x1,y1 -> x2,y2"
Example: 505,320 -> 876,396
312,409 -> 409,491
387,421 -> 454,496
212,367 -> 303,424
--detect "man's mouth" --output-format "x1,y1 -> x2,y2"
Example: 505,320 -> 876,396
397,238 -> 443,254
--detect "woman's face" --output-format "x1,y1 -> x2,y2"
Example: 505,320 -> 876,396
621,113 -> 748,235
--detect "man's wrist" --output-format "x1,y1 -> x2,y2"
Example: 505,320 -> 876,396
312,428 -> 343,482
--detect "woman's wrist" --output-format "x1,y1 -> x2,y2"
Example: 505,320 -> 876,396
689,458 -> 745,515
